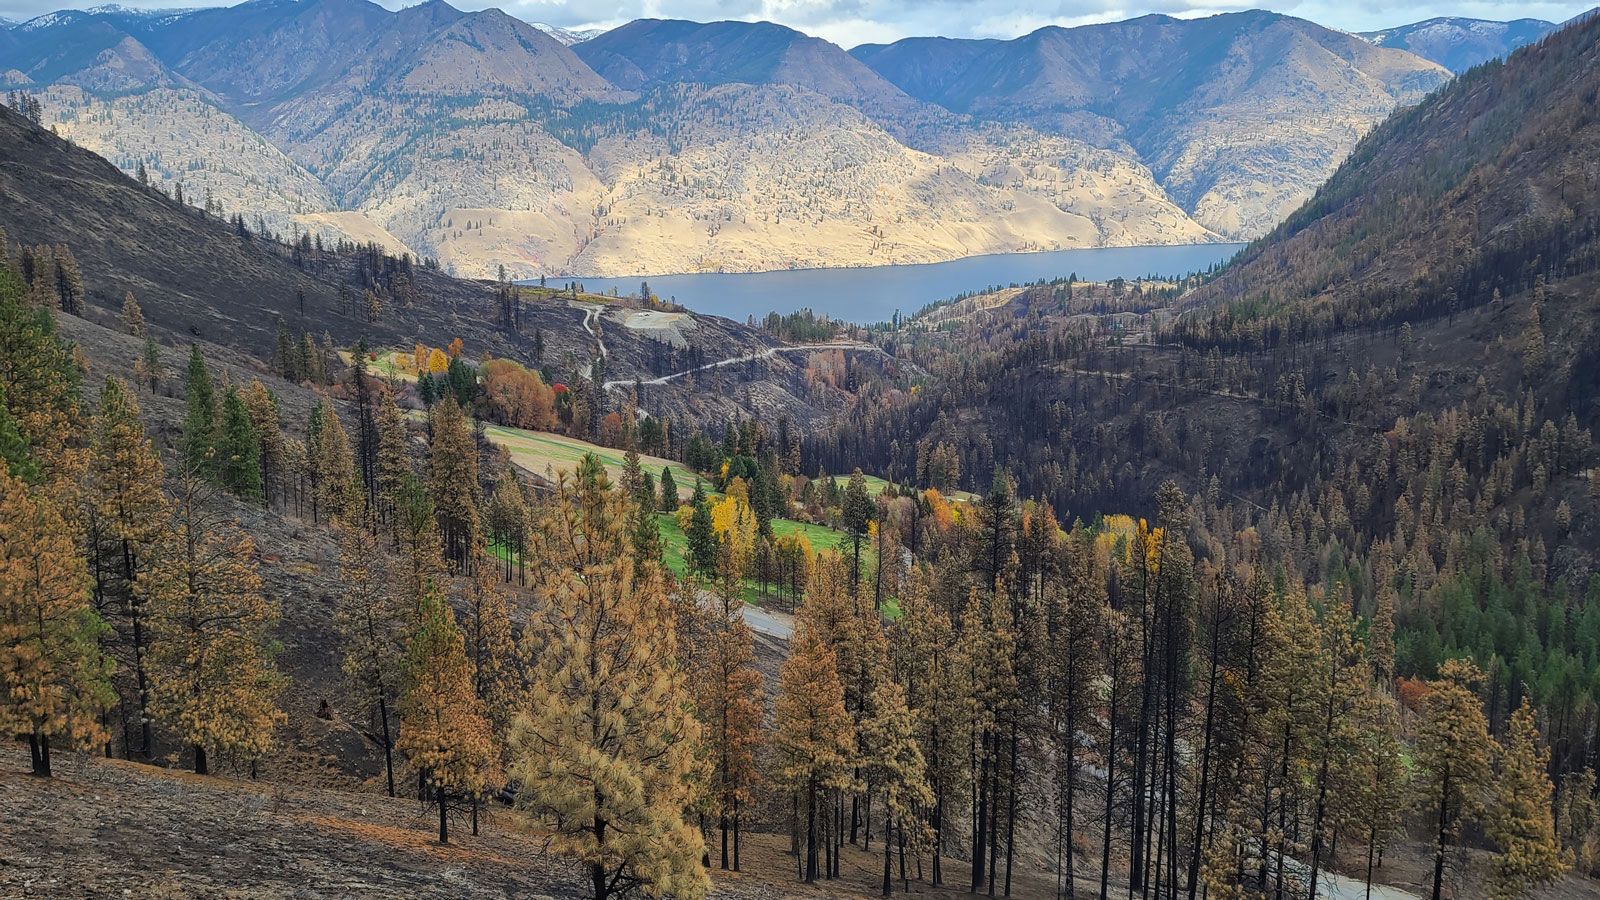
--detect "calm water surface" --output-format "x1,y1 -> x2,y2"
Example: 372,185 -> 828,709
541,243 -> 1245,324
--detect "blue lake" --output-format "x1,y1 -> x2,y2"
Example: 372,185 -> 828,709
536,243 -> 1246,324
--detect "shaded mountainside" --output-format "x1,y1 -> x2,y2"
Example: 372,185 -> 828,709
814,16 -> 1600,581
853,11 -> 1453,238
1360,16 -> 1560,73
1180,12 -> 1600,357
4,5 -> 1452,275
574,18 -> 930,134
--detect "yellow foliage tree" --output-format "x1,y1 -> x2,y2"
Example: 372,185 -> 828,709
1486,699 -> 1568,900
510,463 -> 708,900
696,556 -> 765,870
142,468 -> 287,774
0,464 -> 113,776
774,618 -> 856,883
427,347 -> 449,374
398,580 -> 497,844
710,493 -> 758,570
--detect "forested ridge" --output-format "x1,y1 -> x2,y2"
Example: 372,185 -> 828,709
1,14 -> 1600,900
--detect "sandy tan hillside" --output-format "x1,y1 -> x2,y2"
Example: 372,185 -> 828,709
39,86 -> 402,251
6,3 -> 1453,277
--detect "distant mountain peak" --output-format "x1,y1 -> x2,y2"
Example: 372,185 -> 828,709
529,21 -> 603,46
1360,15 -> 1558,72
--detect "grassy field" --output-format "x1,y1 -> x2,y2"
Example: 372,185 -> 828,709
483,425 -> 704,500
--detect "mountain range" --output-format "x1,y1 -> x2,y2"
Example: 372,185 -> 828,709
0,2 -> 1481,278
1359,16 -> 1559,72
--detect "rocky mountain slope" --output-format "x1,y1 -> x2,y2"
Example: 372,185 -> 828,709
0,101 -> 887,434
852,11 -> 1453,239
821,13 -> 1600,539
1360,16 -> 1558,73
2,4 -> 1457,277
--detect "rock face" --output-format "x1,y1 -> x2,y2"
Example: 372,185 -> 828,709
3,3 -> 1456,277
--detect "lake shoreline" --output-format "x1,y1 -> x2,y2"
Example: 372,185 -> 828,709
553,237 -> 1244,281
522,243 -> 1247,325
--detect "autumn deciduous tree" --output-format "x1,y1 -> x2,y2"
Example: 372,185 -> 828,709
142,466 -> 287,775
510,460 -> 708,900
1485,699 -> 1568,900
397,581 -> 496,845
1414,658 -> 1496,900
0,464 -> 113,776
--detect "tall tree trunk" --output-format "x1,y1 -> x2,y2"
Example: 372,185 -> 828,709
29,733 -> 51,777
193,743 -> 208,775
1100,681 -> 1119,900
883,815 -> 893,897
1431,769 -> 1450,900
1187,625 -> 1221,900
973,732 -> 990,892
438,783 -> 449,844
1005,720 -> 1018,897
807,781 -> 819,883
378,695 -> 396,798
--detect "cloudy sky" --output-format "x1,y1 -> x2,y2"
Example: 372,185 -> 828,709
3,0 -> 1596,47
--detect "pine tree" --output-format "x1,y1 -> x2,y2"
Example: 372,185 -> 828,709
52,245 -> 83,316
0,268 -> 81,468
182,344 -> 218,479
397,581 -> 496,845
84,376 -> 166,759
334,522 -> 407,797
1352,687 -> 1408,898
374,385 -> 410,532
1414,658 -> 1497,900
137,337 -> 162,394
841,468 -> 874,591
428,399 -> 478,569
775,619 -> 856,884
510,466 -> 708,900
463,538 -> 519,746
1485,699 -> 1568,900
688,481 -> 719,575
1523,278 -> 1546,379
142,465 -> 287,774
396,474 -> 445,608
862,678 -> 933,896
0,384 -> 40,484
660,466 -> 679,511
121,292 -> 145,337
896,567 -> 966,886
0,464 -> 113,776
218,388 -> 263,503
238,380 -> 283,506
697,556 -> 765,871
308,400 -> 357,524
